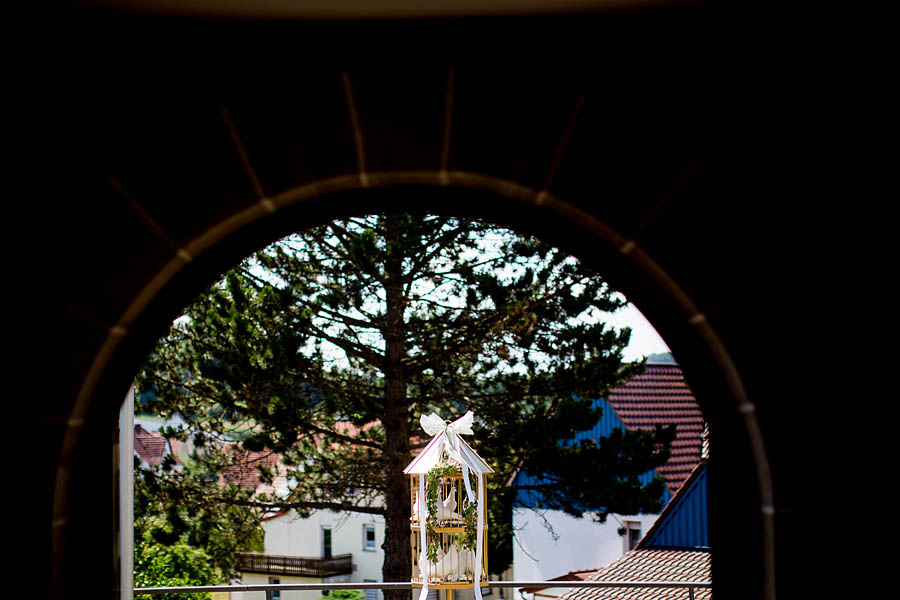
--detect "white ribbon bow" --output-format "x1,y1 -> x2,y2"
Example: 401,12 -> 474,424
420,411 -> 477,502
420,411 -> 474,452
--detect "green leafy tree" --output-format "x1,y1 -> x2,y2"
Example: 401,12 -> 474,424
134,452 -> 265,582
134,537 -> 216,600
138,213 -> 674,600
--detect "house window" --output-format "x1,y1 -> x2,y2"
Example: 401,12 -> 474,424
363,524 -> 377,551
267,577 -> 280,600
322,524 -> 333,595
624,521 -> 642,552
364,579 -> 378,600
323,526 -> 333,558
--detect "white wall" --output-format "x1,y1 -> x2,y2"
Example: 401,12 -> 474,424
262,509 -> 386,595
512,508 -> 659,590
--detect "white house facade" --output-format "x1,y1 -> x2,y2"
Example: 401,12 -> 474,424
232,508 -> 386,600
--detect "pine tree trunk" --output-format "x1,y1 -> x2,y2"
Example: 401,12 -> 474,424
382,214 -> 412,600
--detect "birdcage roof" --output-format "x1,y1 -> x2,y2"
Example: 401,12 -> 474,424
404,431 -> 494,475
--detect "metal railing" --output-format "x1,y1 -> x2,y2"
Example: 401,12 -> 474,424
136,579 -> 712,598
235,552 -> 353,578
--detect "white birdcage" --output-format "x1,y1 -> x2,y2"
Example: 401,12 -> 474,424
404,412 -> 493,600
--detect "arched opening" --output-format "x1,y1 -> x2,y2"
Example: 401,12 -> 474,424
52,181 -> 771,600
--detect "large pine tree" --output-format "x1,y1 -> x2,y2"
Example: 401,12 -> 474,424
137,213 -> 674,598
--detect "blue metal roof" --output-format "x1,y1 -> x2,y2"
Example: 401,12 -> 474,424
512,396 -> 671,511
641,463 -> 708,549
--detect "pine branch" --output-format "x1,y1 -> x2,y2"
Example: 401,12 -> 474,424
307,322 -> 385,370
403,219 -> 467,284
300,423 -> 384,451
316,304 -> 383,332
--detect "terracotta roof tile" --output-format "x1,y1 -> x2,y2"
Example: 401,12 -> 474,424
606,364 -> 705,495
559,549 -> 711,600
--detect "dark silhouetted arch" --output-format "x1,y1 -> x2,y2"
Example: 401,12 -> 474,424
18,5 -> 847,599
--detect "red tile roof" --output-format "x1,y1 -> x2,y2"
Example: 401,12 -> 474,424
221,447 -> 282,490
134,424 -> 174,467
606,363 -> 705,495
559,549 -> 711,600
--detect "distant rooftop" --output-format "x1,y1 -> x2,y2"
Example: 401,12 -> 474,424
134,424 -> 178,468
606,362 -> 704,495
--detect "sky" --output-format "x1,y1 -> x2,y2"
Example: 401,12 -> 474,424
605,298 -> 671,363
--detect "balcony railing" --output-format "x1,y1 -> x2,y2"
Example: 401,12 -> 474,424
236,552 -> 354,578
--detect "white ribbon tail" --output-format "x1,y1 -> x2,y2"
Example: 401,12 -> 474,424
461,462 -> 475,505
474,473 -> 485,600
440,434 -> 475,505
417,473 -> 429,600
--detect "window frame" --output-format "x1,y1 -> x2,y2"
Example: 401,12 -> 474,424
322,525 -> 333,558
363,523 -> 377,552
624,520 -> 642,553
